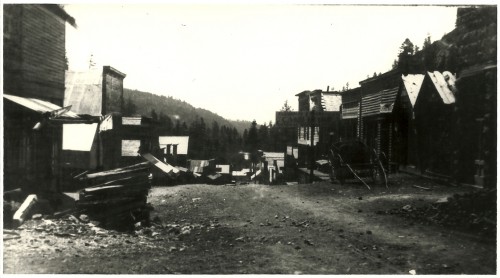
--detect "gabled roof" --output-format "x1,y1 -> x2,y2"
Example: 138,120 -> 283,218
427,71 -> 456,104
401,74 -> 425,107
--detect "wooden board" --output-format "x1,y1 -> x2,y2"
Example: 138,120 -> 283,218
83,162 -> 151,180
12,194 -> 38,227
141,153 -> 179,176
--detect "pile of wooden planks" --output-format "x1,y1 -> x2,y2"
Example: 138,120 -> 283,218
77,162 -> 152,229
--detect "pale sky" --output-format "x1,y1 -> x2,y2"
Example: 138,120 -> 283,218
64,4 -> 458,124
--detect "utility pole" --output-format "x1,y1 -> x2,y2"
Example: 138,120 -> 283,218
309,110 -> 315,182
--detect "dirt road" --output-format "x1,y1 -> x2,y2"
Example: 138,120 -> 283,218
3,174 -> 496,274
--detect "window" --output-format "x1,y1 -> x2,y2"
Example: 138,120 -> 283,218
121,140 -> 141,156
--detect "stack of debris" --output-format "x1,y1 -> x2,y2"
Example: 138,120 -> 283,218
77,162 -> 153,229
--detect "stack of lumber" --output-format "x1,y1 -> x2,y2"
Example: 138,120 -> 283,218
77,162 -> 152,228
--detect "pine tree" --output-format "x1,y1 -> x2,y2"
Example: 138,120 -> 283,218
280,100 -> 293,111
151,109 -> 158,121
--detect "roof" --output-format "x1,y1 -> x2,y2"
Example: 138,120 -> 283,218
359,69 -> 400,85
427,71 -> 456,104
401,74 -> 425,107
340,87 -> 361,102
459,63 -> 497,79
64,69 -> 103,115
361,87 -> 399,117
380,87 -> 399,113
296,90 -> 342,112
103,66 -> 127,79
43,4 -> 77,28
4,94 -> 79,118
188,159 -> 214,173
295,90 -> 314,97
341,101 -> 359,119
263,152 -> 285,163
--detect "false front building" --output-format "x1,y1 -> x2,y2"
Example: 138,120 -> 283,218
275,89 -> 341,169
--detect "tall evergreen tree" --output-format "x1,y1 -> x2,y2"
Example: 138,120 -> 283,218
151,109 -> 158,121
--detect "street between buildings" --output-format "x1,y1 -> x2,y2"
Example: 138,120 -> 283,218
3,174 -> 495,274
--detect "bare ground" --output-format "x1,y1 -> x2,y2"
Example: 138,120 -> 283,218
3,173 -> 496,274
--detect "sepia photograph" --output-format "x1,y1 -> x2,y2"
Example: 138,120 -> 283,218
2,1 -> 497,275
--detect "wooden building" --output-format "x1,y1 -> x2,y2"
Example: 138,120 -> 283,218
60,114 -> 161,190
65,66 -> 127,115
61,66 -> 162,189
158,136 -> 190,167
3,4 -> 76,192
450,7 -> 497,187
358,70 -> 401,170
276,89 -> 341,167
393,72 -> 457,177
393,6 -> 496,187
392,74 -> 425,171
339,87 -> 361,141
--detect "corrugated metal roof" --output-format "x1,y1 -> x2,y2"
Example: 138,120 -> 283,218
64,70 -> 103,115
427,71 -> 456,104
4,94 -> 79,118
189,159 -> 212,173
321,93 -> 342,112
402,74 -> 425,107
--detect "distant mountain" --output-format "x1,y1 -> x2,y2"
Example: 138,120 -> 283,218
122,88 -> 252,134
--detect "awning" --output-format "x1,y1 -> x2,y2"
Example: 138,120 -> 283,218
361,87 -> 398,117
4,94 -> 79,118
380,87 -> 399,113
341,101 -> 360,119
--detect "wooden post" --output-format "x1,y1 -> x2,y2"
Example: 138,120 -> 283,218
388,122 -> 393,173
309,110 -> 315,183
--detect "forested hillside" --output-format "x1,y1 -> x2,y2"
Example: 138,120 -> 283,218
105,88 -> 287,161
121,88 -> 251,134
